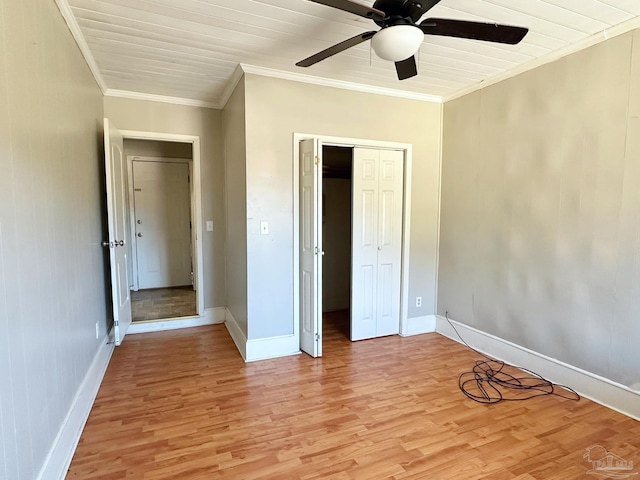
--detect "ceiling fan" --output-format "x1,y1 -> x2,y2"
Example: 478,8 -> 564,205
296,0 -> 529,80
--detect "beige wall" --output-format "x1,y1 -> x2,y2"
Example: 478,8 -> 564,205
103,97 -> 226,308
124,139 -> 193,159
440,30 -> 640,387
0,0 -> 105,477
222,79 -> 248,335
244,74 -> 442,339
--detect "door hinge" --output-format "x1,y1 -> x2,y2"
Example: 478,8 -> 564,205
187,175 -> 191,183
314,156 -> 320,166
114,319 -> 119,327
315,333 -> 320,341
314,246 -> 319,254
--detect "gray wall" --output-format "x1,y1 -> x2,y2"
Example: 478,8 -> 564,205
0,0 -> 106,477
222,79 -> 248,336
439,30 -> 640,387
103,97 -> 226,309
244,74 -> 442,340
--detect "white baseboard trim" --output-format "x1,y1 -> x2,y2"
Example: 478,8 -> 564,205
246,334 -> 300,362
224,308 -> 247,361
128,307 -> 225,334
205,307 -> 227,324
37,333 -> 114,480
435,315 -> 640,421
223,309 -> 300,362
401,315 -> 437,336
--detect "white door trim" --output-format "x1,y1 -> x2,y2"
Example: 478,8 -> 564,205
119,130 -> 205,317
292,133 -> 413,351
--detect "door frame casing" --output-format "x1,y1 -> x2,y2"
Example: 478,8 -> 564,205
120,130 -> 205,318
292,133 -> 413,352
126,156 -> 194,292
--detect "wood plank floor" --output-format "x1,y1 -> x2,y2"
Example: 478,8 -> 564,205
67,313 -> 640,479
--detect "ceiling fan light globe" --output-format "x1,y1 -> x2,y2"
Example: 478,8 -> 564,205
371,25 -> 424,62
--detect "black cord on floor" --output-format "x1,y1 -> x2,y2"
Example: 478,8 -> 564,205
445,312 -> 581,404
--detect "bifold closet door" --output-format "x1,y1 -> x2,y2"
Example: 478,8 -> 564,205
299,139 -> 322,357
351,148 -> 403,341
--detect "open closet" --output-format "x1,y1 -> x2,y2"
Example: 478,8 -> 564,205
298,136 -> 408,357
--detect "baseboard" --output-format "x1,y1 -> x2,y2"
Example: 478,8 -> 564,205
37,333 -> 114,480
435,315 -> 640,421
127,307 -> 225,334
224,308 -> 247,361
204,307 -> 226,324
224,309 -> 300,362
401,314 -> 437,336
246,334 -> 300,362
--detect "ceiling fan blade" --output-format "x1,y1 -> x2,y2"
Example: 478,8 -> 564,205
307,0 -> 385,22
420,18 -> 528,44
395,56 -> 417,80
296,31 -> 376,67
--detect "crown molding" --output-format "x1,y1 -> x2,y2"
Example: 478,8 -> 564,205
239,64 -> 443,104
104,89 -> 219,109
444,16 -> 640,103
218,64 -> 246,109
54,0 -> 107,93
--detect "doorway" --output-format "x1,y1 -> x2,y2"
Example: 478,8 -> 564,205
294,134 -> 413,358
322,146 -> 353,340
124,141 -> 198,323
104,120 -> 205,345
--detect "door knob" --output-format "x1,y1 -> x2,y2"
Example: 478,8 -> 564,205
137,232 -> 143,237
102,241 -> 112,248
137,219 -> 142,224
378,246 -> 382,251
115,240 -> 124,247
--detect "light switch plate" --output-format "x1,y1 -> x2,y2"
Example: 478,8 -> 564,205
260,221 -> 269,235
206,221 -> 213,231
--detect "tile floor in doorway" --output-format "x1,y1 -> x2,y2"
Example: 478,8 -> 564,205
131,286 -> 197,322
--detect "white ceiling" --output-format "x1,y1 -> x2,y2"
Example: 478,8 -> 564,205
58,0 -> 640,108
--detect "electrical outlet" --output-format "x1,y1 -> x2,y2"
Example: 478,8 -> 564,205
416,296 -> 422,307
95,321 -> 99,339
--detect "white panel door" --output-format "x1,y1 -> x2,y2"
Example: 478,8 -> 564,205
351,149 -> 380,341
133,161 -> 192,289
351,148 -> 403,340
104,118 -> 132,346
375,150 -> 404,336
300,139 -> 322,357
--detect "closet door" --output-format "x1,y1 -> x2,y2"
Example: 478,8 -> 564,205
299,139 -> 323,357
351,148 -> 403,340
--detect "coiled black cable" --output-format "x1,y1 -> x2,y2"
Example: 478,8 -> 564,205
445,312 -> 581,404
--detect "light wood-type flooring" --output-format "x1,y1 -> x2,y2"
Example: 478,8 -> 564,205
131,286 -> 197,322
67,311 -> 640,479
